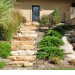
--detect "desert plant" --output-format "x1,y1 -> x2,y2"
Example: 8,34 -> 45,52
0,42 -> 11,58
50,8 -> 61,25
45,30 -> 62,38
0,61 -> 7,69
37,47 -> 64,60
49,57 -> 62,64
38,36 -> 64,48
39,14 -> 50,27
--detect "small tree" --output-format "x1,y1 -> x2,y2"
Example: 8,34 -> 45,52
50,8 -> 61,25
39,15 -> 50,27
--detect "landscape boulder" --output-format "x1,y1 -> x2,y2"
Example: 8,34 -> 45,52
60,36 -> 75,54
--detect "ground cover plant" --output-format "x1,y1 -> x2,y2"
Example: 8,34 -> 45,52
0,42 -> 11,58
0,61 -> 7,69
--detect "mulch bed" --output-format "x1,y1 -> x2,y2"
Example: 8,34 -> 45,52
32,59 -> 75,70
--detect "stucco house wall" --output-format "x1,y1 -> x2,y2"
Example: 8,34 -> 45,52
15,0 -> 74,23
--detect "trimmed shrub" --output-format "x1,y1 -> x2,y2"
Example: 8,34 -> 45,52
45,30 -> 62,38
0,42 -> 11,58
39,15 -> 50,27
0,61 -> 7,69
50,8 -> 61,25
37,47 -> 64,60
38,36 -> 64,48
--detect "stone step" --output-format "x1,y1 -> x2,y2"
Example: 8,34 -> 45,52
15,33 -> 37,38
13,36 -> 36,41
24,21 -> 39,26
19,26 -> 38,31
11,45 -> 36,50
8,56 -> 36,61
24,24 -> 38,27
24,21 -> 38,25
24,21 -> 33,26
32,22 -> 39,25
10,50 -> 37,56
18,30 -> 37,34
11,41 -> 35,46
8,61 -> 33,67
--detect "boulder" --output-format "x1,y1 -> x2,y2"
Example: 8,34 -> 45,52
62,36 -> 70,44
66,53 -> 75,60
61,36 -> 75,54
61,44 -> 74,54
65,36 -> 71,43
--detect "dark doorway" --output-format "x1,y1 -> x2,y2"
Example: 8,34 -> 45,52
32,5 -> 40,21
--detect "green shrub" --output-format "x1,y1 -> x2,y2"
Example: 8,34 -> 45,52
39,15 -> 50,27
38,36 -> 64,48
50,8 -> 61,25
45,30 -> 62,38
0,42 -> 11,58
0,61 -> 7,69
37,47 -> 64,60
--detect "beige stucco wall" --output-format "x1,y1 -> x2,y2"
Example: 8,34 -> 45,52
15,0 -> 72,22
